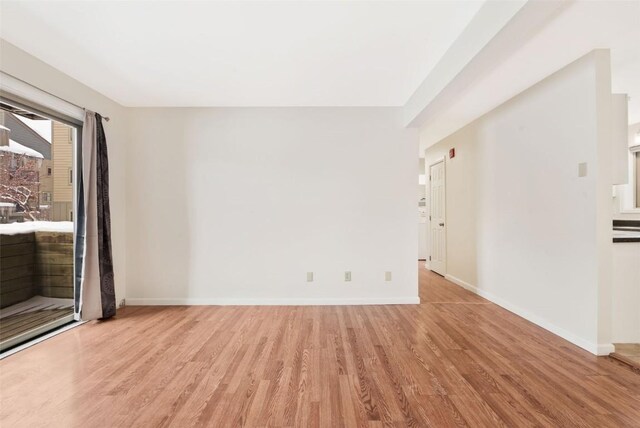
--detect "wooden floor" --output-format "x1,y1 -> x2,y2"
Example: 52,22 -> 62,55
1,266 -> 639,427
612,344 -> 640,371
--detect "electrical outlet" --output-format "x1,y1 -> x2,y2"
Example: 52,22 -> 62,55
307,272 -> 314,282
119,298 -> 126,308
385,271 -> 392,281
345,271 -> 351,282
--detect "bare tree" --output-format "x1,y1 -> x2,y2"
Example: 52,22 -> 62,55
0,153 -> 41,221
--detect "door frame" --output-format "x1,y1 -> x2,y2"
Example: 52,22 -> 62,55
428,157 -> 446,275
0,95 -> 82,352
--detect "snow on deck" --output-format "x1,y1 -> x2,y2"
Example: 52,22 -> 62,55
0,221 -> 73,235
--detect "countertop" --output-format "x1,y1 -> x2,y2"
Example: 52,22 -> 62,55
613,220 -> 640,243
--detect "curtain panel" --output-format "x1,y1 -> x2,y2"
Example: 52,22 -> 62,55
76,111 -> 116,320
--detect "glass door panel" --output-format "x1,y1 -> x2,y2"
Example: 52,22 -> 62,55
0,104 -> 76,352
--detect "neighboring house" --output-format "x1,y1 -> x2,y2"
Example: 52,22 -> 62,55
51,121 -> 74,221
0,110 -> 51,158
0,109 -> 74,221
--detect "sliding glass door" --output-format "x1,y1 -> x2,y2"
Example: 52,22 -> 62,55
0,101 -> 78,352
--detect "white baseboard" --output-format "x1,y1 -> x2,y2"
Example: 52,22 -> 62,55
444,274 -> 476,292
596,343 -> 615,355
126,296 -> 421,306
444,274 -> 612,356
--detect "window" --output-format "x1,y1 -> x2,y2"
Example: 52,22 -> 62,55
69,168 -> 73,184
47,167 -> 52,176
635,151 -> 640,208
627,129 -> 640,210
42,192 -> 52,202
626,130 -> 640,210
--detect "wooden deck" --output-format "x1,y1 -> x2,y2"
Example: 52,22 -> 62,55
1,230 -> 74,309
0,296 -> 74,350
0,265 -> 639,427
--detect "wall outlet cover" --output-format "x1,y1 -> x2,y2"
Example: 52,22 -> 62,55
578,162 -> 588,177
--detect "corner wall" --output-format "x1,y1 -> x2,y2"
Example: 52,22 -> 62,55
126,107 -> 419,304
423,50 -> 614,354
1,40 -> 420,307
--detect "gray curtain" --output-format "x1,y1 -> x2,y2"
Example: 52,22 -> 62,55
77,111 -> 115,320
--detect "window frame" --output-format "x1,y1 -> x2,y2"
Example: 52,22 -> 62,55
632,145 -> 640,209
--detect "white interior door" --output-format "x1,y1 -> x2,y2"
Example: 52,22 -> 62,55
429,160 -> 446,275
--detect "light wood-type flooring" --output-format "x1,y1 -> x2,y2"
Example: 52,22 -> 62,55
612,343 -> 640,372
1,265 -> 639,427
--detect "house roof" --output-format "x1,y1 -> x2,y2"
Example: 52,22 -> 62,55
0,139 -> 44,159
0,111 -> 51,159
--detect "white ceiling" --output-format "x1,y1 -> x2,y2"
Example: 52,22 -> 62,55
2,0 -> 638,148
418,0 -> 640,150
0,0 -> 484,107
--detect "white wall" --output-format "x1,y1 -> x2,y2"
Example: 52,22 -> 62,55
1,40 -> 419,306
126,108 -> 419,304
422,51 -> 614,355
0,40 -> 129,304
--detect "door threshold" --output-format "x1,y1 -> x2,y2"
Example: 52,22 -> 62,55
610,352 -> 640,373
0,318 -> 85,359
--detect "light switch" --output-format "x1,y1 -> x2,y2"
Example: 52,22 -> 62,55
385,271 -> 392,281
578,162 -> 588,177
307,272 -> 313,282
345,271 -> 351,282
